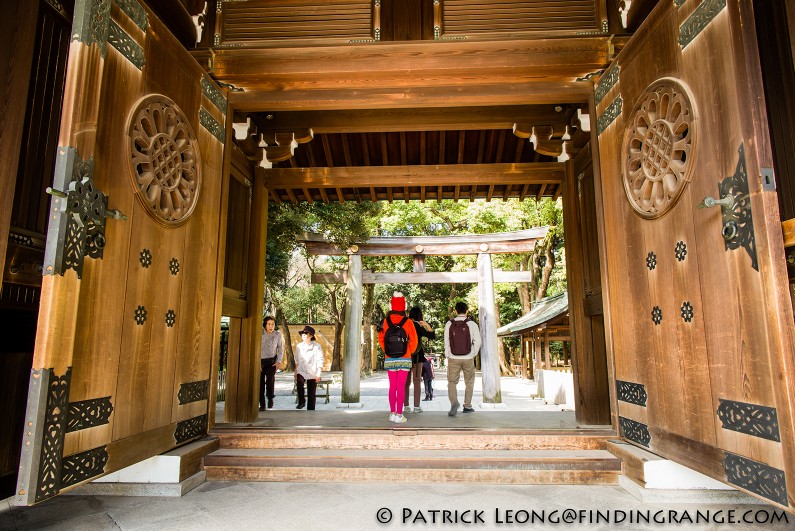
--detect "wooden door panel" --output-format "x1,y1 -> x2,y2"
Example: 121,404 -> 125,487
15,0 -> 226,505
596,0 -> 795,509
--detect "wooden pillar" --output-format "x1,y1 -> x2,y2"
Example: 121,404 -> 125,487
534,333 -> 542,375
477,252 -> 501,403
544,330 -> 551,370
229,176 -> 268,422
342,253 -> 363,402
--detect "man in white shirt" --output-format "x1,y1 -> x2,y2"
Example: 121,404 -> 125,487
444,301 -> 481,416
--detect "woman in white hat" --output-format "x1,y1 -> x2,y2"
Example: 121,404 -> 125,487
294,325 -> 323,410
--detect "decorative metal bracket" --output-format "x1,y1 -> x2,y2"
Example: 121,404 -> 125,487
698,144 -> 757,270
43,147 -> 127,279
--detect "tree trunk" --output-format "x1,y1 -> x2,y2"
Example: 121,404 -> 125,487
275,306 -> 294,372
361,283 -> 375,375
329,289 -> 345,371
517,254 -> 532,313
537,237 -> 556,300
494,301 -> 513,376
448,284 -> 458,319
530,248 -> 541,303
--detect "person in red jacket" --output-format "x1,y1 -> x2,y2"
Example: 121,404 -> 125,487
378,292 -> 418,423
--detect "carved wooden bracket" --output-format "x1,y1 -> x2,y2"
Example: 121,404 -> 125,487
513,123 -> 579,162
261,128 -> 314,167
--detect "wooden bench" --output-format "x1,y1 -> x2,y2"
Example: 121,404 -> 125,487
292,378 -> 334,404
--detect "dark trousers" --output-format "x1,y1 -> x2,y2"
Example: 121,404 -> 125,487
296,374 -> 317,410
424,378 -> 433,399
259,359 -> 277,408
403,362 -> 423,408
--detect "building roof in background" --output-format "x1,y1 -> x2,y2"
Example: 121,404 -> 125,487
497,292 -> 568,337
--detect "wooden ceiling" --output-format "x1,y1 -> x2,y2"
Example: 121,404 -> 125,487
234,103 -> 591,203
182,0 -> 634,204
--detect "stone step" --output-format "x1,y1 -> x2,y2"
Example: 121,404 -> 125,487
204,448 -> 621,485
210,426 -> 616,451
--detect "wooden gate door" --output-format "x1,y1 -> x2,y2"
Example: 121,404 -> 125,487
596,0 -> 795,510
15,0 -> 226,505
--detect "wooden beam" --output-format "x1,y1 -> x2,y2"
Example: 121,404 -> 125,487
495,130 -> 506,162
269,188 -> 282,204
380,132 -> 388,165
300,227 -> 548,256
520,184 -> 529,201
321,134 -> 334,167
420,131 -> 426,164
454,186 -> 460,202
312,270 -> 535,284
285,188 -> 298,204
400,132 -> 407,165
420,186 -> 426,203
260,163 -> 564,188
369,187 -> 377,202
457,130 -> 465,164
403,186 -> 410,203
215,37 -> 621,111
361,132 -> 370,165
536,183 -> 548,200
477,130 -> 486,163
336,187 -> 345,203
341,133 -> 352,166
319,188 -> 329,204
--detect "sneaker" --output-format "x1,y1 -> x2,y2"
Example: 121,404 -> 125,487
393,414 -> 407,423
296,402 -> 305,409
389,413 -> 396,422
448,402 -> 459,417
422,397 -> 430,401
413,407 -> 423,413
463,407 -> 475,413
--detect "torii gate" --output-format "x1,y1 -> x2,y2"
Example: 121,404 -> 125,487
300,227 -> 549,406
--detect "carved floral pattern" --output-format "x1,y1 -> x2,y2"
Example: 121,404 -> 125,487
129,96 -> 201,226
622,79 -> 696,218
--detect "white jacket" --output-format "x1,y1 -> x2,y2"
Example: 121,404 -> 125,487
444,316 -> 481,360
295,341 -> 324,380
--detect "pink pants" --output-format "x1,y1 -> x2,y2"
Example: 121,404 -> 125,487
387,370 -> 409,414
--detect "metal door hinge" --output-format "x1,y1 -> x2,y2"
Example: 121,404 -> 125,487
44,147 -> 127,279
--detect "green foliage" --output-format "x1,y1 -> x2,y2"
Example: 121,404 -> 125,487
267,198 -> 566,346
266,201 -> 379,291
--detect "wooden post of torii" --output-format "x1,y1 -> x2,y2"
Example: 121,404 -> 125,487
299,228 -> 548,406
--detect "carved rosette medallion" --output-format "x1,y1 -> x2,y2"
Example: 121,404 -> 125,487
128,95 -> 202,226
621,79 -> 696,219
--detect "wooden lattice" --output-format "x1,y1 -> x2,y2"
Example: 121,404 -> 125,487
621,79 -> 696,219
128,95 -> 201,226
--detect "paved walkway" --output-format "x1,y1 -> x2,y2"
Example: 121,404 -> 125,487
218,370 -> 576,429
2,481 -> 789,530
3,372 -> 790,529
